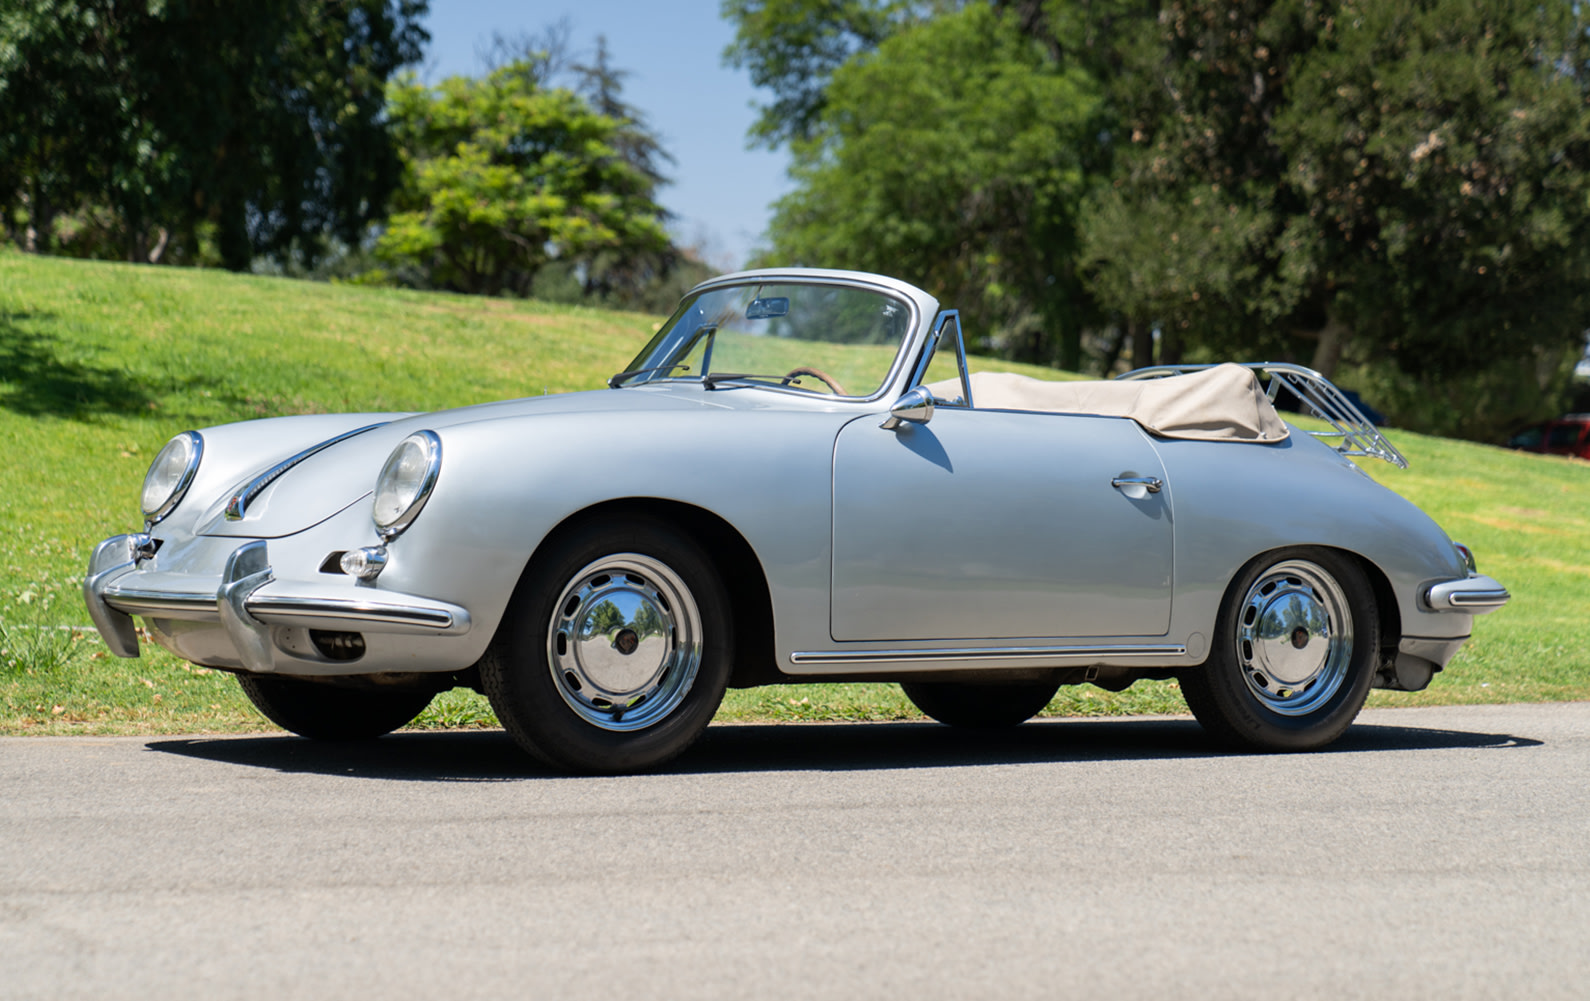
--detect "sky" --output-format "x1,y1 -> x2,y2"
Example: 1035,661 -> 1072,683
418,0 -> 793,271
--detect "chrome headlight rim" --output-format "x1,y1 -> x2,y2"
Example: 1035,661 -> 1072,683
141,431 -> 204,527
372,430 -> 442,540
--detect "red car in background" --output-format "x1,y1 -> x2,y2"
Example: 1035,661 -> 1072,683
1507,414 -> 1590,459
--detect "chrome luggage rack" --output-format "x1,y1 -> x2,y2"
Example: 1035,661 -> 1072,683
1118,362 -> 1408,468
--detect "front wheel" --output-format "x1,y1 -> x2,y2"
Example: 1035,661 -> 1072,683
480,517 -> 733,773
1180,548 -> 1379,752
237,674 -> 434,740
901,679 -> 1061,728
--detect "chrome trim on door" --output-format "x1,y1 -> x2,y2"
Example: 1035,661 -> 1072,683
789,643 -> 1187,666
1111,475 -> 1163,494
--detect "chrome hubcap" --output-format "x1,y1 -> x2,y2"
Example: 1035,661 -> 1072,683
548,553 -> 702,732
1236,560 -> 1352,716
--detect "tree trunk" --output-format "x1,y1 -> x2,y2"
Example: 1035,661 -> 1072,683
1058,323 -> 1081,373
1310,310 -> 1350,378
1098,324 -> 1126,375
25,177 -> 53,254
218,199 -> 252,272
1160,329 -> 1184,365
1131,317 -> 1155,370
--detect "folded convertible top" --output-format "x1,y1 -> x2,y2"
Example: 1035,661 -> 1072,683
927,363 -> 1290,443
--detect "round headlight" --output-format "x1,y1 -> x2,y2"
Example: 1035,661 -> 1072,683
372,431 -> 441,538
141,431 -> 203,525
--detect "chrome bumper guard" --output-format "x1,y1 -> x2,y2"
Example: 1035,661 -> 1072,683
84,534 -> 471,671
1424,575 -> 1510,614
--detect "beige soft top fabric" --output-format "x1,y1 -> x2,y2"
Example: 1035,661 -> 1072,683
925,363 -> 1290,443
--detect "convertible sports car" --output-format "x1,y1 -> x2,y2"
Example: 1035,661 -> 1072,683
84,268 -> 1509,772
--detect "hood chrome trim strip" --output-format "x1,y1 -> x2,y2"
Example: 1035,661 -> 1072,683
225,423 -> 390,521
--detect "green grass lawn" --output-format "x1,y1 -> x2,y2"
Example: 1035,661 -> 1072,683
2,249 -> 1585,735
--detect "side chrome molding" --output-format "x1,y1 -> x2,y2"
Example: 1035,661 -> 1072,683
789,643 -> 1188,666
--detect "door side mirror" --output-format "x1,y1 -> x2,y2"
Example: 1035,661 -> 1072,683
881,386 -> 935,430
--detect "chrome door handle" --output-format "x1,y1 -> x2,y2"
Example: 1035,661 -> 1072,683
1111,475 -> 1162,494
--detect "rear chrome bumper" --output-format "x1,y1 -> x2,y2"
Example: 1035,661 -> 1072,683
84,533 -> 471,673
1424,574 -> 1510,614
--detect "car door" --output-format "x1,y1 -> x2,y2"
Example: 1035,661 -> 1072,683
830,406 -> 1174,642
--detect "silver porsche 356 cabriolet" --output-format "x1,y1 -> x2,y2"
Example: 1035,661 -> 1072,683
85,268 -> 1508,771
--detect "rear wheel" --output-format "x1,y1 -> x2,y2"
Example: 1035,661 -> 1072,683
1180,548 -> 1378,751
481,517 -> 732,773
237,674 -> 433,740
901,679 -> 1061,729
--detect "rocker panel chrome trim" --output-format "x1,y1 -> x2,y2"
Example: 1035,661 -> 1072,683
789,643 -> 1187,666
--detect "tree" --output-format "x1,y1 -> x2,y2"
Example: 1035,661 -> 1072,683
753,3 -> 1103,367
375,60 -> 671,298
0,0 -> 428,269
1081,0 -> 1590,434
721,0 -> 938,147
0,1 -> 140,254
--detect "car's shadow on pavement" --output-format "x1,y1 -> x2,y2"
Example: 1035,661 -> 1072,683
145,716 -> 1544,783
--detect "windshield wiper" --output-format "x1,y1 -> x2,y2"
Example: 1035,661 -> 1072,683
608,363 -> 690,388
701,372 -> 803,390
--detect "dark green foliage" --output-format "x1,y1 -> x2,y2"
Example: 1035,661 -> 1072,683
1081,0 -> 1590,437
721,0 -> 936,147
0,0 -> 428,269
747,3 -> 1102,368
731,0 -> 1590,438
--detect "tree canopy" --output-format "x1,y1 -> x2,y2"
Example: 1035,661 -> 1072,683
726,0 -> 1590,437
764,2 -> 1101,368
0,0 -> 428,269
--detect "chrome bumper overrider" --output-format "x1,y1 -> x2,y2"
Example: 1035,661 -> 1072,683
84,533 -> 471,672
1424,574 -> 1510,614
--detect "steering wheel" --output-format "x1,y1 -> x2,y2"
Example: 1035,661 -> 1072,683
785,366 -> 846,396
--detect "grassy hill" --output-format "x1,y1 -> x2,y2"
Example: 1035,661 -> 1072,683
2,249 -> 1585,734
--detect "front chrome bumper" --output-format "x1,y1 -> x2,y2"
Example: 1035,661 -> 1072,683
1424,574 -> 1510,614
84,533 -> 471,673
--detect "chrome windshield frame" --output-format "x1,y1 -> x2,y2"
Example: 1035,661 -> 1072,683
611,269 -> 935,405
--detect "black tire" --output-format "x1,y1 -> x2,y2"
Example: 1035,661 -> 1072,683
480,516 -> 733,773
900,679 -> 1061,728
237,674 -> 434,740
1180,547 -> 1379,752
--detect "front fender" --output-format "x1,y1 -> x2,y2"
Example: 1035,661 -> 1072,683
368,407 -> 850,666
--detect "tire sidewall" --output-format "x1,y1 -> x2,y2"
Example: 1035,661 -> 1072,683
1188,547 -> 1379,752
483,517 -> 733,772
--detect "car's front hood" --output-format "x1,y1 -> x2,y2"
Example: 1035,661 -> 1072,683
193,387 -> 736,539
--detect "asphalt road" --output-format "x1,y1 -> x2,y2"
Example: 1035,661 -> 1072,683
3,703 -> 1588,1001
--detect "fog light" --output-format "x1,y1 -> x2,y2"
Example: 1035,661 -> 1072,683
340,547 -> 388,580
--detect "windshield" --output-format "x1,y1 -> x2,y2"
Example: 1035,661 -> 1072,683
614,281 -> 914,398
